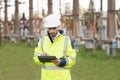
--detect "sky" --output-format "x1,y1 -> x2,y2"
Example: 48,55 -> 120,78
1,0 -> 120,20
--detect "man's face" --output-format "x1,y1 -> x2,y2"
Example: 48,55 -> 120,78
48,26 -> 59,37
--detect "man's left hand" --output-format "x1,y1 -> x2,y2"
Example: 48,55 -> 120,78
51,59 -> 61,65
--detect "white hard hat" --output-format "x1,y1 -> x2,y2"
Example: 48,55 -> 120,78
44,14 -> 61,28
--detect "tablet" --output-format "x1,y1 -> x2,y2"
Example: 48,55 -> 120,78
38,56 -> 57,62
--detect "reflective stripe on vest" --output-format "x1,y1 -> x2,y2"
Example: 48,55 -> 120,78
41,36 -> 44,52
34,52 -> 42,57
42,66 -> 68,70
68,56 -> 76,61
63,36 -> 68,56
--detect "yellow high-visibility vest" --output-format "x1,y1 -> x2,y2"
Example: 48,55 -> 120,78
33,34 -> 76,80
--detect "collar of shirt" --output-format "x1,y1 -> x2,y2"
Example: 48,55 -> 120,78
52,32 -> 61,41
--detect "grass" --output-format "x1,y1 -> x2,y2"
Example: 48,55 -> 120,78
0,43 -> 120,80
0,42 -> 41,80
71,45 -> 120,80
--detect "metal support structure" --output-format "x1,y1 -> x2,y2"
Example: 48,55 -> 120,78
72,0 -> 79,37
100,0 -> 103,11
48,0 -> 53,15
4,0 -> 8,42
99,0 -> 103,44
0,0 -> 2,45
28,0 -> 34,46
14,0 -> 20,43
59,0 -> 62,16
106,0 -> 117,57
29,0 -> 33,35
107,0 -> 116,40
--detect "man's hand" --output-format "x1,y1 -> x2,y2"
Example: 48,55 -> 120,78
41,52 -> 49,56
51,59 -> 61,66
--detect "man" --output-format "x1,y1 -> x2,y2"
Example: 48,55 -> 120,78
33,14 -> 76,80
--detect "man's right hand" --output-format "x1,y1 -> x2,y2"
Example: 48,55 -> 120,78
41,52 -> 49,56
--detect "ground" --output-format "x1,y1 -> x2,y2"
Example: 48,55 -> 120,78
0,42 -> 120,80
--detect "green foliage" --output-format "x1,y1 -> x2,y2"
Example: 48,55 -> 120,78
0,43 -> 120,80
